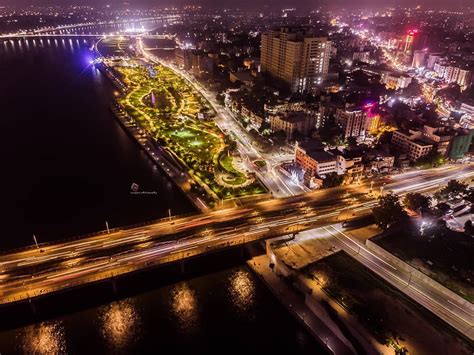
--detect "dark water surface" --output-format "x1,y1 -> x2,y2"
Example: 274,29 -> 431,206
0,35 -> 326,355
0,36 -> 194,250
0,265 -> 326,354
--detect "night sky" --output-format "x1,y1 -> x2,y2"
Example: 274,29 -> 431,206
0,0 -> 471,10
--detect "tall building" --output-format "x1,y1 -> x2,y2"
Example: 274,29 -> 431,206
444,65 -> 461,83
175,48 -> 193,70
412,49 -> 427,68
403,29 -> 426,55
260,27 -> 331,93
457,68 -> 472,88
449,129 -> 474,160
404,30 -> 417,54
335,108 -> 368,138
427,53 -> 444,70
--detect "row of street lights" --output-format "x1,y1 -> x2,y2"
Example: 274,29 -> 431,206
369,180 -> 386,197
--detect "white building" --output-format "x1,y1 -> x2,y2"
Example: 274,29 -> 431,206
335,108 -> 368,138
391,130 -> 433,161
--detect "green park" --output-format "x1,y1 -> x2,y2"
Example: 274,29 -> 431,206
114,63 -> 265,201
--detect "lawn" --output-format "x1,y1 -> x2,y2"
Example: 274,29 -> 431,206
113,63 -> 265,200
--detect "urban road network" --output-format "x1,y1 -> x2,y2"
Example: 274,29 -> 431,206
1,26 -> 473,344
1,166 -> 473,332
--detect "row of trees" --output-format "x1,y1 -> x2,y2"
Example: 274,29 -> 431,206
372,180 -> 473,235
434,180 -> 470,201
372,193 -> 408,230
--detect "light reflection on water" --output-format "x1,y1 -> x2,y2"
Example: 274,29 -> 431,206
100,300 -> 140,351
18,320 -> 66,354
228,269 -> 255,312
0,267 -> 323,354
170,283 -> 199,329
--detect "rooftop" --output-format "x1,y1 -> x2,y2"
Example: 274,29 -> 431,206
297,140 -> 325,152
307,150 -> 336,163
282,111 -> 312,123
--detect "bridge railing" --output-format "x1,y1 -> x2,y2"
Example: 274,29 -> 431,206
0,228 -> 272,305
0,211 -> 200,256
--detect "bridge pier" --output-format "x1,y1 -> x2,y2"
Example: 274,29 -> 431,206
28,298 -> 37,315
111,277 -> 118,294
180,260 -> 185,274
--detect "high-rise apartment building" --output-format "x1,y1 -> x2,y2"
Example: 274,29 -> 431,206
261,27 -> 331,93
412,49 -> 427,68
335,108 -> 368,138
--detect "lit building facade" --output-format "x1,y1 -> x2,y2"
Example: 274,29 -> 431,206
335,108 -> 368,138
261,27 -> 331,93
391,130 -> 433,161
269,112 -> 316,139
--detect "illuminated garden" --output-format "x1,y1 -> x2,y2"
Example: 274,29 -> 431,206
113,62 -> 266,200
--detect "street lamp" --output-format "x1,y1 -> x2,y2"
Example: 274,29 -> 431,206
32,234 -> 43,253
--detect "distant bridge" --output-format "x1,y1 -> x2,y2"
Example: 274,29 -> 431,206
0,15 -> 180,39
1,34 -> 175,39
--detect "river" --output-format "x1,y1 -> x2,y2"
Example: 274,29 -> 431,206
0,35 -> 193,251
0,32 -> 326,354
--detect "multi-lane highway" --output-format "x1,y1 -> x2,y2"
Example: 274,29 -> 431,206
0,164 -> 472,307
286,225 -> 474,340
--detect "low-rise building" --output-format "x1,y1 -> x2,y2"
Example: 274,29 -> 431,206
391,130 -> 433,161
381,72 -> 412,89
334,150 -> 364,181
295,141 -> 337,178
420,125 -> 453,156
270,112 -> 316,140
352,51 -> 370,63
229,71 -> 255,87
364,150 -> 395,173
241,105 -> 264,129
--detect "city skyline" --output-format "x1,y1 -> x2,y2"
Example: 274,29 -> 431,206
1,0 -> 473,9
0,3 -> 472,354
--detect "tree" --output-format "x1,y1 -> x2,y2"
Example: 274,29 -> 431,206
271,130 -> 287,144
318,114 -> 344,146
436,180 -> 468,201
227,140 -> 237,152
403,193 -> 431,211
259,120 -> 270,134
347,136 -> 358,147
401,81 -> 422,98
372,193 -> 408,230
415,148 -> 446,168
322,172 -> 344,188
464,220 -> 474,236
